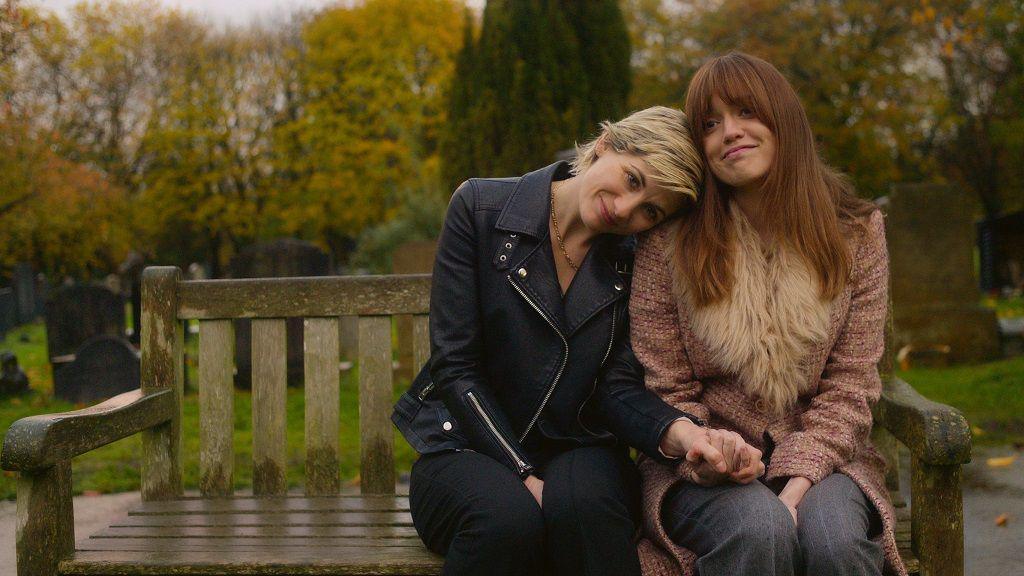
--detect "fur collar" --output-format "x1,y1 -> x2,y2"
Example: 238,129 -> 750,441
670,204 -> 832,416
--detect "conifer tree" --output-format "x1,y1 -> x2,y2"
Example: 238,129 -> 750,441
440,0 -> 631,189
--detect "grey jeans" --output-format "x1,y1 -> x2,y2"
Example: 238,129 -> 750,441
661,473 -> 884,576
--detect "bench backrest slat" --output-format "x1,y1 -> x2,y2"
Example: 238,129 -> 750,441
139,268 -> 432,499
178,276 -> 431,319
304,317 -> 341,496
413,315 -> 430,377
358,316 -> 396,494
252,318 -> 288,496
198,319 -> 235,497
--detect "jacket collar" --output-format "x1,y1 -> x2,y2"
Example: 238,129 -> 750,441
495,161 -> 572,238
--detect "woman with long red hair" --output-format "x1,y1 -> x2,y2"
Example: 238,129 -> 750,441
630,52 -> 907,576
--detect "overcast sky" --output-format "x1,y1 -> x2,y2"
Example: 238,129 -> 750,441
30,0 -> 483,26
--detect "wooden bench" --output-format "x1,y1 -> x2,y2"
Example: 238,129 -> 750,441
1,266 -> 971,575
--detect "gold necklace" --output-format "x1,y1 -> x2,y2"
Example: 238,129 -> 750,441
550,184 -> 579,271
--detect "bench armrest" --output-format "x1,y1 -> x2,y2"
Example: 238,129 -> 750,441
1,388 -> 175,472
874,377 -> 971,465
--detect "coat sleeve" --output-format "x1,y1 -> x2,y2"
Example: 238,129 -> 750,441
765,211 -> 889,484
627,227 -> 713,478
429,180 -> 535,479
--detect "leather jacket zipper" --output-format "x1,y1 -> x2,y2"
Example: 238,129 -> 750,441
417,382 -> 434,401
466,390 -> 530,476
507,275 -> 569,442
577,303 -> 617,436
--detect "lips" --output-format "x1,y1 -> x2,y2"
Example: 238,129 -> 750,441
723,145 -> 756,160
599,199 -> 615,227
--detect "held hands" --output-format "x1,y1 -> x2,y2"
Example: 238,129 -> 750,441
660,420 -> 765,486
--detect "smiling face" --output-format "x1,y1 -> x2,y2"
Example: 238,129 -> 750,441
576,145 -> 686,236
701,95 -> 776,195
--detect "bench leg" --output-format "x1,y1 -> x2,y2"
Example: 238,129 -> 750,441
910,457 -> 964,576
16,461 -> 74,576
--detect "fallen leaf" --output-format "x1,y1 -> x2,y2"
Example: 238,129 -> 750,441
971,426 -> 986,436
987,455 -> 1018,468
3,471 -> 15,478
83,490 -> 101,497
995,514 -> 1009,526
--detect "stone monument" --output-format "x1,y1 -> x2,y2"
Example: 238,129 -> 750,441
52,335 -> 140,403
885,183 -> 1000,362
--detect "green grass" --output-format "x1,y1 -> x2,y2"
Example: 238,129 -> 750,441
981,294 -> 1024,319
897,355 -> 1024,446
1,321 -> 418,500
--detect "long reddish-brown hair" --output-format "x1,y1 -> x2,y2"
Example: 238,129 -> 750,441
678,52 -> 877,306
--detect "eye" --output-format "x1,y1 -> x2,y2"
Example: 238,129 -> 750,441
738,107 -> 755,118
643,204 -> 660,221
626,170 -> 641,190
703,118 -> 720,132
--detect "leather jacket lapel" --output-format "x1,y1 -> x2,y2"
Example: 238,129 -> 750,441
508,239 -> 567,334
563,240 -> 627,337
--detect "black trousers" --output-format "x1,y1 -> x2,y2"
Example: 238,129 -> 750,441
409,446 -> 642,576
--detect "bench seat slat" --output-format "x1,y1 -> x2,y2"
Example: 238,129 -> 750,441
77,538 -> 427,550
130,496 -> 410,514
60,548 -> 443,575
113,511 -> 414,527
94,525 -> 420,538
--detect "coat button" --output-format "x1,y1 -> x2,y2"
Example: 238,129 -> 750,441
614,283 -> 624,291
510,233 -> 517,238
442,421 -> 453,431
505,242 -> 513,249
518,267 -> 528,278
499,255 -> 507,262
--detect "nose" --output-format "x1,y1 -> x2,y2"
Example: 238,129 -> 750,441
613,194 -> 644,221
722,114 -> 744,144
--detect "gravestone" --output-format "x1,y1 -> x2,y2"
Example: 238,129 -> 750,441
44,284 -> 125,370
977,211 -> 1024,293
884,184 -> 1000,362
52,335 -> 140,404
229,239 -> 331,388
0,288 -> 14,338
392,240 -> 437,381
13,263 -> 35,324
119,252 -> 146,344
0,351 -> 30,396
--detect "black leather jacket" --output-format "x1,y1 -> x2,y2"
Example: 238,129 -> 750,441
392,162 -> 699,478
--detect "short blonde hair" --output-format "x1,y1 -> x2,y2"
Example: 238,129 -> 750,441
571,106 -> 703,203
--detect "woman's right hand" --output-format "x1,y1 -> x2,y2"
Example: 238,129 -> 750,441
663,421 -> 764,485
524,475 -> 544,508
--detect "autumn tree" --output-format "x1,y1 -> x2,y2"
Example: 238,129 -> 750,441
270,0 -> 464,264
624,0 -> 938,200
916,0 -> 1024,216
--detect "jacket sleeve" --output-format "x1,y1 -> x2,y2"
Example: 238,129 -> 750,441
765,211 -> 889,484
595,312 -> 703,464
627,226 -> 713,480
428,180 -> 535,479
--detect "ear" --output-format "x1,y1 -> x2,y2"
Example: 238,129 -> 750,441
594,134 -> 609,157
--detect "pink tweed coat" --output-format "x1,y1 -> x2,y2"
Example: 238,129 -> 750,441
630,209 -> 907,576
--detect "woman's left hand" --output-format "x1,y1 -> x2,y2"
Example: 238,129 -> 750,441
778,476 -> 812,525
